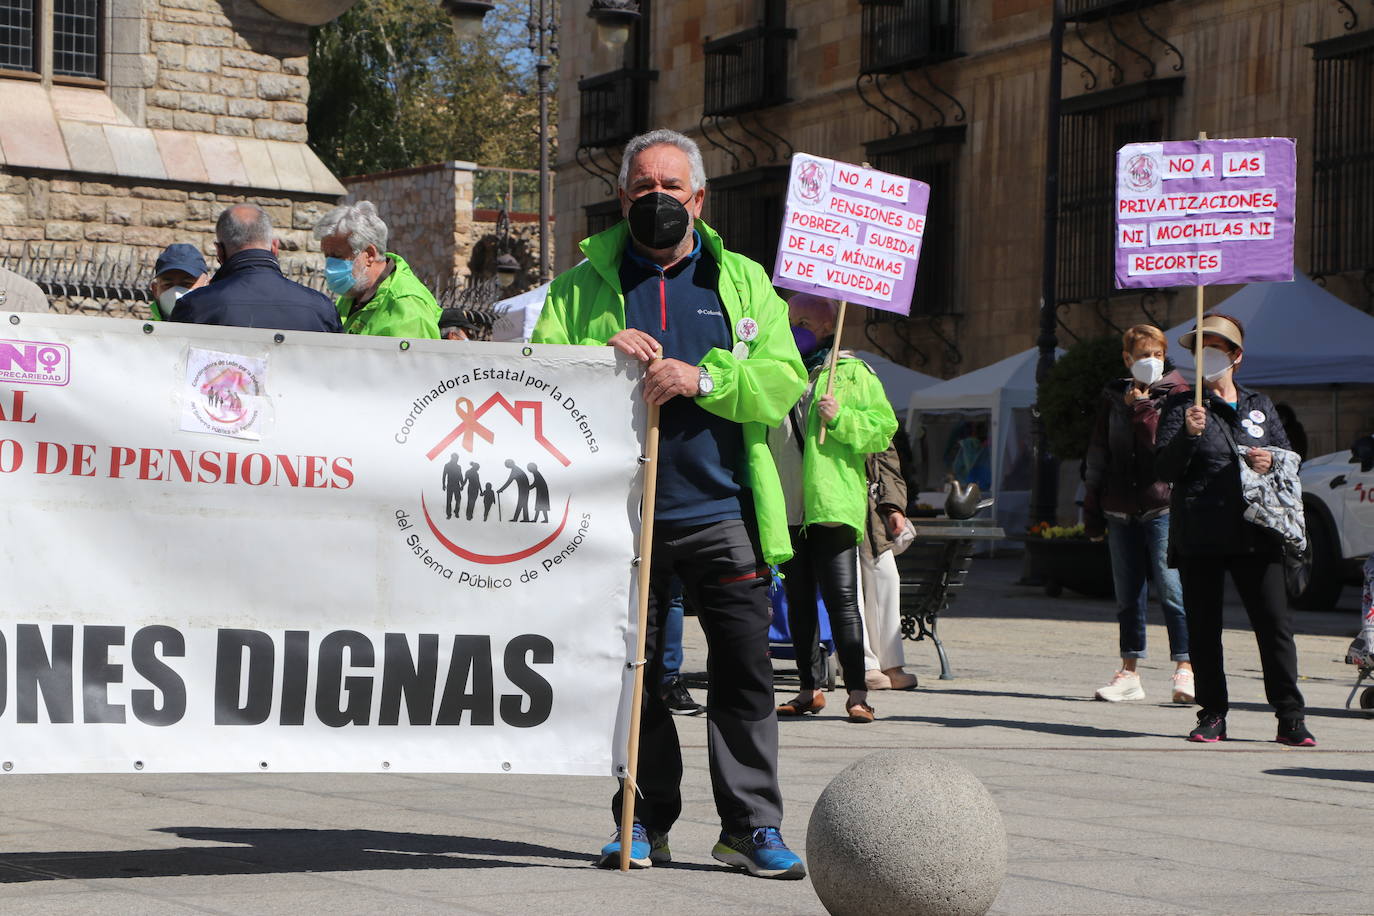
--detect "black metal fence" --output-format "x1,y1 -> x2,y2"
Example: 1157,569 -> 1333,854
706,166 -> 789,270
1312,31 -> 1374,277
703,25 -> 794,117
0,243 -> 508,332
1056,80 -> 1180,303
860,0 -> 959,75
867,128 -> 964,317
1061,0 -> 1172,23
583,200 -> 622,241
578,69 -> 656,150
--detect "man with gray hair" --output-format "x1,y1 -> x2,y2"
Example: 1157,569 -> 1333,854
533,129 -> 807,879
314,200 -> 441,339
171,203 -> 340,332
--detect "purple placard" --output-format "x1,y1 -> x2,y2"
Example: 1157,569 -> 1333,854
1115,137 -> 1296,288
772,153 -> 931,314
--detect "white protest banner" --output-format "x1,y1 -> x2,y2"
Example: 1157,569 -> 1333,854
0,314 -> 645,775
772,153 -> 931,315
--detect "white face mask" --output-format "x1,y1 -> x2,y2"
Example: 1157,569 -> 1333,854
1200,346 -> 1236,382
156,286 -> 188,318
1130,357 -> 1164,386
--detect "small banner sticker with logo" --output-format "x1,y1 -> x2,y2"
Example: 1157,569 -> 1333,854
1114,137 -> 1296,288
772,152 -> 931,315
0,314 -> 644,776
180,347 -> 271,441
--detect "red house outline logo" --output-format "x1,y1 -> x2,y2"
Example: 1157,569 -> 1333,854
420,393 -> 574,565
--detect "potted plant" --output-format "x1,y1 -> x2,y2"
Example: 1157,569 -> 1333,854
1024,335 -> 1124,599
1020,521 -> 1115,598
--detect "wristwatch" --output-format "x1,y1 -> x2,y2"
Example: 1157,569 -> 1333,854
696,366 -> 715,396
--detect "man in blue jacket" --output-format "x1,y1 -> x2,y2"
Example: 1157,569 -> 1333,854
171,204 -> 341,333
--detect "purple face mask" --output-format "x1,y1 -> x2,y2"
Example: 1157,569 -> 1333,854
792,325 -> 818,356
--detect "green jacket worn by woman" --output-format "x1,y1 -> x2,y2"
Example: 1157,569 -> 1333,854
335,252 -> 441,339
532,219 -> 807,565
797,355 -> 898,539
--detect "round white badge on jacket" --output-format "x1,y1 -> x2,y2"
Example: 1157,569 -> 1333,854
735,317 -> 758,342
1249,409 -> 1266,423
732,341 -> 750,360
1248,425 -> 1264,438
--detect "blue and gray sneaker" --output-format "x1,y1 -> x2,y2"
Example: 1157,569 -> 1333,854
595,823 -> 671,869
711,826 -> 806,879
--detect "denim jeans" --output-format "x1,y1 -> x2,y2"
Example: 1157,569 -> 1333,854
661,577 -> 685,684
1106,514 -> 1190,661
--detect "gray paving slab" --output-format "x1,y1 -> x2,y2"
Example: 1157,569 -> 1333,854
3,555 -> 1372,914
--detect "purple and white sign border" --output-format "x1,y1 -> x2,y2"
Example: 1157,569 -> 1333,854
1114,137 -> 1296,289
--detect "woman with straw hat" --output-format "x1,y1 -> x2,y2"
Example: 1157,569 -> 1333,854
1156,313 -> 1314,747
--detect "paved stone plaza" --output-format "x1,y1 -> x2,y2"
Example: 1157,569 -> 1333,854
1,555 -> 1368,914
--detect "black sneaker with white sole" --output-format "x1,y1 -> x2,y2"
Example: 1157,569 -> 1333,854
662,677 -> 704,716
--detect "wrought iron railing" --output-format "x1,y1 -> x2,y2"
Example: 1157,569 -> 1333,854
1311,31 -> 1374,276
866,127 -> 964,317
583,200 -> 622,240
1061,0 -> 1172,23
578,68 -> 657,150
860,0 -> 959,75
706,166 -> 789,270
1056,80 -> 1181,302
0,242 -> 509,325
703,24 -> 795,117
473,167 -> 541,214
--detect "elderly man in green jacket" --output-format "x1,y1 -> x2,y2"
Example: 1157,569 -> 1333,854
313,200 -> 441,338
533,128 -> 807,880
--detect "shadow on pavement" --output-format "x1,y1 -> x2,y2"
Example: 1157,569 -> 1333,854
881,714 -> 1174,740
0,827 -> 588,884
1263,767 -> 1374,783
956,557 -> 1360,636
922,686 -> 1102,703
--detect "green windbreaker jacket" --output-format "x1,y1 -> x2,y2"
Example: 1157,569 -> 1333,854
531,220 -> 807,564
798,356 -> 898,539
335,253 -> 441,339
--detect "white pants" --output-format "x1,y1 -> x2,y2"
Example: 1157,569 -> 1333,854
858,547 -> 905,671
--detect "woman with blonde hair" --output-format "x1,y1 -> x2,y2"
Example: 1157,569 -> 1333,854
1085,324 -> 1193,703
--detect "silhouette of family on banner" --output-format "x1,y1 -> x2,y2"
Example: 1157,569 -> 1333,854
441,455 -> 551,523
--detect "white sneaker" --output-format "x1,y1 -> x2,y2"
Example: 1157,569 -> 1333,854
1171,668 -> 1195,704
1094,670 -> 1145,702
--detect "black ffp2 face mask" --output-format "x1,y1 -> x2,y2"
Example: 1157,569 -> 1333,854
627,191 -> 691,251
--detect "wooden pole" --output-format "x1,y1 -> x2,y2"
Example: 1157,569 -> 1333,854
1193,131 -> 1208,410
817,299 -> 848,445
618,369 -> 662,871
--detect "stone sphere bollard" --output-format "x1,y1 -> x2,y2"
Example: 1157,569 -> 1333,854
806,749 -> 1006,916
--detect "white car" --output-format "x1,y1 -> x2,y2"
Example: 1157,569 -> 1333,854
1288,434 -> 1374,610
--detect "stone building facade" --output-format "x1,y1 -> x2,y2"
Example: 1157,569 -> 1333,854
556,0 -> 1374,455
342,162 -> 552,296
0,0 -> 347,313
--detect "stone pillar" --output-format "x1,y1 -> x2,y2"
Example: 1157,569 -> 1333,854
451,161 -> 477,283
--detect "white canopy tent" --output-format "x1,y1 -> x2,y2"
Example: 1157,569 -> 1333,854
1164,274 -> 1374,386
852,349 -> 942,414
906,346 -> 1063,536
